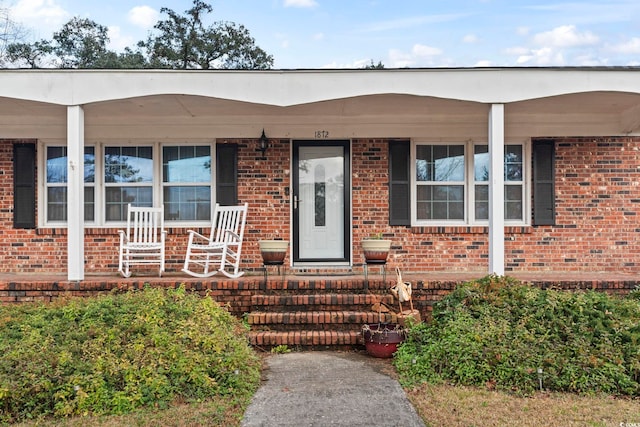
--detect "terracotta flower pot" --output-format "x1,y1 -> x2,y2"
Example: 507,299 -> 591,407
258,240 -> 289,264
362,323 -> 406,358
362,239 -> 392,263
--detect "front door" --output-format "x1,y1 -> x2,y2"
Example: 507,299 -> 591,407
293,141 -> 350,263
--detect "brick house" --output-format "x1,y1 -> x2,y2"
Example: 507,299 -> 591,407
1,67 -> 640,282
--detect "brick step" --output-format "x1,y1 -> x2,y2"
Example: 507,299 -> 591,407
251,293 -> 394,309
248,330 -> 365,351
259,278 -> 393,292
247,310 -> 397,328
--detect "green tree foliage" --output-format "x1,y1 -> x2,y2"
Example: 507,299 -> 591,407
4,0 -> 272,69
363,60 -> 385,69
394,275 -> 640,396
53,17 -> 109,68
140,0 -> 273,69
6,40 -> 52,68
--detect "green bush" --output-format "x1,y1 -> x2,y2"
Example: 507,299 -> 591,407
394,275 -> 640,396
0,286 -> 261,423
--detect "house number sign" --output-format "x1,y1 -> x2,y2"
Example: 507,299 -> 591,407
314,130 -> 330,139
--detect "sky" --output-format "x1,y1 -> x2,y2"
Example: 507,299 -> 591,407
4,0 -> 640,69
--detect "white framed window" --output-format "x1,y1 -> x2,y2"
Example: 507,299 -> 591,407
44,146 -> 95,223
40,142 -> 214,226
412,141 -> 528,225
104,145 -> 154,221
162,145 -> 212,221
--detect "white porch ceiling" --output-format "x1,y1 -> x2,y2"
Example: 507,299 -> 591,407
2,68 -> 640,141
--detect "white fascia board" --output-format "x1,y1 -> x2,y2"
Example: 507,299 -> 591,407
1,68 -> 640,107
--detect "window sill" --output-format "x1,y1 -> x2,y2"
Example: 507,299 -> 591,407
410,225 -> 532,235
35,227 -> 209,236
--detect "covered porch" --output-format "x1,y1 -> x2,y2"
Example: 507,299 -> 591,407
1,68 -> 640,282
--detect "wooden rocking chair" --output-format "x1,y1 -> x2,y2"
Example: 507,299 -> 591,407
182,203 -> 248,278
118,204 -> 166,278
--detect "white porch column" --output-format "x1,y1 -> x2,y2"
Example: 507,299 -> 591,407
488,104 -> 505,275
67,105 -> 85,281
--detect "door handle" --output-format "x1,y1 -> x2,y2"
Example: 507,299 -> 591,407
294,195 -> 302,209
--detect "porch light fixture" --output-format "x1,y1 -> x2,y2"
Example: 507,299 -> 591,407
257,129 -> 269,157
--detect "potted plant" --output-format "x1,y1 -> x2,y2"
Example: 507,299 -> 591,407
361,323 -> 406,358
361,232 -> 392,263
258,238 -> 289,265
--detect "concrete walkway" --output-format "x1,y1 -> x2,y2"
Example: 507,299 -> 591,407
241,351 -> 425,427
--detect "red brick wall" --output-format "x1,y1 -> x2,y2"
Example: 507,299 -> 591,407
1,137 -> 639,274
507,138 -> 640,272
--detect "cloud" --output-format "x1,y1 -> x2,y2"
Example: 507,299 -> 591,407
321,58 -> 371,69
283,0 -> 318,8
107,26 -> 136,51
359,13 -> 468,33
510,25 -> 602,66
412,44 -> 442,57
388,43 -> 443,68
610,37 -> 640,54
463,34 -> 479,44
532,25 -> 599,48
127,5 -> 158,29
516,47 -> 565,66
10,0 -> 69,34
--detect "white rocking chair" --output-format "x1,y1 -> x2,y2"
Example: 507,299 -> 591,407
118,204 -> 166,278
182,203 -> 248,278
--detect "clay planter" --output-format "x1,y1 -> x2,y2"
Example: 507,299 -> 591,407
361,239 -> 392,263
258,239 -> 289,264
362,323 -> 406,358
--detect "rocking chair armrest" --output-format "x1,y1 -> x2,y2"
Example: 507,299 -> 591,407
117,229 -> 129,244
224,230 -> 241,242
185,229 -> 209,243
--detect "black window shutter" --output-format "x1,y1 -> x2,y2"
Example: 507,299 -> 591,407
532,140 -> 555,225
216,143 -> 238,206
389,141 -> 411,226
14,143 -> 36,229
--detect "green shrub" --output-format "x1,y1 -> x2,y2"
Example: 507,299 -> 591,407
0,286 -> 260,423
394,275 -> 640,396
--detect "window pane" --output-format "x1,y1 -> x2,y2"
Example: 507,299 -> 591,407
435,146 -> 464,181
47,187 -> 67,221
46,147 -> 67,183
163,146 -> 211,183
443,146 -> 464,181
84,147 -> 95,183
104,146 -> 153,183
163,186 -> 211,221
416,146 -> 431,181
416,186 -> 431,220
505,185 -> 523,220
505,145 -> 523,181
84,187 -> 94,221
475,184 -> 488,220
105,187 -> 153,221
474,145 -> 489,181
416,145 -> 464,182
416,184 -> 464,220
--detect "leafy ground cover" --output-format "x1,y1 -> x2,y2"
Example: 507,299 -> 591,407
0,286 -> 261,424
395,275 -> 640,396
